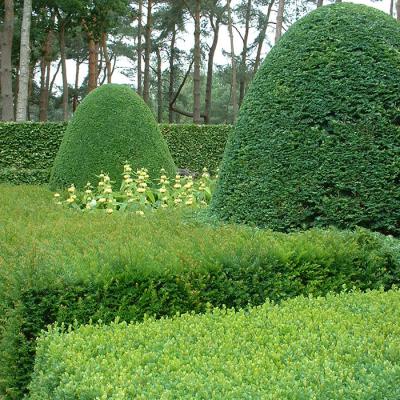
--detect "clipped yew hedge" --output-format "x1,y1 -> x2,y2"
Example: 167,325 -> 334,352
212,3 -> 400,236
0,122 -> 230,184
29,290 -> 400,399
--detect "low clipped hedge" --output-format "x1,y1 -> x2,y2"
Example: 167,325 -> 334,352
29,290 -> 400,399
0,122 -> 230,184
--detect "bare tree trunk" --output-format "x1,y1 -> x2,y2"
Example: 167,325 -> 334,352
275,0 -> 285,44
88,36 -> 98,92
1,0 -> 14,121
39,28 -> 53,121
253,0 -> 274,75
16,0 -> 32,122
397,0 -> 400,20
156,46 -> 163,123
227,0 -> 238,122
49,60 -> 61,95
143,0 -> 152,104
59,21 -> 69,120
102,32 -> 112,83
204,15 -> 220,124
390,0 -> 394,16
193,0 -> 202,124
239,0 -> 251,107
168,27 -> 176,123
317,0 -> 323,7
73,59 -> 81,112
137,0 -> 143,95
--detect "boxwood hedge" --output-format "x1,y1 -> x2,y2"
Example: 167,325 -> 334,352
211,3 -> 400,236
29,290 -> 400,399
50,84 -> 176,189
1,186 -> 399,399
0,123 -> 230,184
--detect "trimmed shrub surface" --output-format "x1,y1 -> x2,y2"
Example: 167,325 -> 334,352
0,122 -> 229,184
29,290 -> 400,399
1,186 -> 399,399
212,3 -> 400,236
49,84 -> 176,189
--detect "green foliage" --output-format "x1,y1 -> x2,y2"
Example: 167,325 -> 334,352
55,165 -> 214,214
212,3 -> 400,236
29,290 -> 400,399
0,122 -> 230,184
160,123 -> 230,174
49,84 -> 176,189
0,122 -> 65,184
1,185 -> 399,399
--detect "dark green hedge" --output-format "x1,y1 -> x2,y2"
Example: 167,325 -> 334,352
212,3 -> 400,236
161,124 -> 231,174
1,228 -> 400,399
0,123 -> 66,184
0,122 -> 230,185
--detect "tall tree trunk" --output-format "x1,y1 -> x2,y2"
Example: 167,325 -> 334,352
49,60 -> 61,95
156,46 -> 163,123
253,0 -> 274,75
317,0 -> 323,7
39,28 -> 53,121
204,16 -> 220,124
239,0 -> 251,107
168,27 -> 176,123
16,0 -> 32,122
275,0 -> 285,44
102,32 -> 112,83
1,0 -> 14,121
143,0 -> 152,104
227,0 -> 238,122
390,0 -> 394,17
397,0 -> 400,20
193,0 -> 202,124
88,35 -> 98,92
137,0 -> 143,95
73,59 -> 81,112
59,21 -> 69,120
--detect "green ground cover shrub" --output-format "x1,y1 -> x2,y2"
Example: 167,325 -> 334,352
212,3 -> 400,236
29,290 -> 400,399
0,122 -> 229,184
50,84 -> 176,189
1,185 -> 399,399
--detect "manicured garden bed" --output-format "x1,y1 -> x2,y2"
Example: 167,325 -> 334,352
1,184 -> 399,398
29,289 -> 400,399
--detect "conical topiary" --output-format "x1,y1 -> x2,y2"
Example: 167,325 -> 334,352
50,84 -> 176,189
211,3 -> 400,236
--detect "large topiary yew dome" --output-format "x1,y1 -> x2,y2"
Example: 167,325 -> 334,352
211,3 -> 400,235
50,84 -> 176,189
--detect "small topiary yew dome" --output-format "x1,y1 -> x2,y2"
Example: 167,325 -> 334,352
211,3 -> 400,236
50,84 -> 176,189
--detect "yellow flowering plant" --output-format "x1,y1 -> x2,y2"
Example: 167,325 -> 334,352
53,164 -> 216,214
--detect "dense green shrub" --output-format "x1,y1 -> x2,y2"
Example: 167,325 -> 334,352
212,3 -> 400,236
0,122 -> 229,184
50,84 -> 176,189
29,290 -> 400,399
1,186 -> 399,399
161,124 -> 230,174
0,122 -> 65,184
